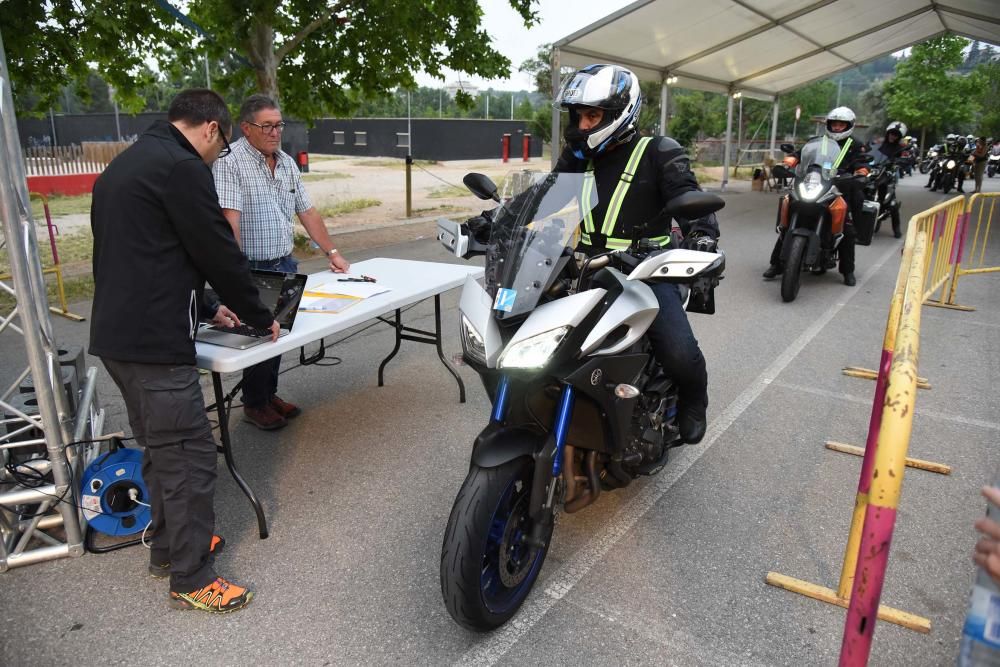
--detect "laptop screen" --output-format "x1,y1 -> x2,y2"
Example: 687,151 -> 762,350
250,270 -> 306,328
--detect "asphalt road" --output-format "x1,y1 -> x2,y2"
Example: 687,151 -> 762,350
1,173 -> 999,666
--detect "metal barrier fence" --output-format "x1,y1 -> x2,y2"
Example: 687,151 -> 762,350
764,192 -> 989,665
935,193 -> 1000,310
0,193 -> 84,322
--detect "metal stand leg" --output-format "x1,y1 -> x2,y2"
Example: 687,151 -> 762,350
376,298 -> 466,402
212,372 -> 268,539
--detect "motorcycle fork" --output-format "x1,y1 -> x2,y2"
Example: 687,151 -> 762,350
524,384 -> 575,549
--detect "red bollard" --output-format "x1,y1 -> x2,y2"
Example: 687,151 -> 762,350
297,151 -> 309,173
523,134 -> 531,162
501,134 -> 511,163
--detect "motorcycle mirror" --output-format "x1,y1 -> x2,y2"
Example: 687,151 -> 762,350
780,143 -> 796,154
463,173 -> 501,202
663,191 -> 726,220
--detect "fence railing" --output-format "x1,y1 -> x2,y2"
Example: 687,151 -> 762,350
23,142 -> 131,176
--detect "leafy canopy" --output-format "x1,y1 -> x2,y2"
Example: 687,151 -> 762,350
4,0 -> 539,120
883,35 -> 973,135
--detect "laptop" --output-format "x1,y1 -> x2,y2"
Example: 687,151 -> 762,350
197,269 -> 308,350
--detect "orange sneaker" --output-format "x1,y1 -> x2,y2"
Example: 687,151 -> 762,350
169,576 -> 253,614
149,535 -> 226,578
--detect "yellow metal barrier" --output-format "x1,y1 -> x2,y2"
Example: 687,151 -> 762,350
766,221 -> 935,637
935,192 -> 1000,310
0,193 -> 84,321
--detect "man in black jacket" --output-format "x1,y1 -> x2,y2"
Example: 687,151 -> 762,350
90,89 -> 276,614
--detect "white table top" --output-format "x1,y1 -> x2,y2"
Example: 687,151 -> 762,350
196,257 -> 483,373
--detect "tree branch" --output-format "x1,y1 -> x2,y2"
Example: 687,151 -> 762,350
275,2 -> 345,62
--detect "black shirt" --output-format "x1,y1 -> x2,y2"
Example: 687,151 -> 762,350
90,121 -> 273,365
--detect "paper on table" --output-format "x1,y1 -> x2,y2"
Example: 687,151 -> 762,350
299,292 -> 361,313
312,277 -> 391,299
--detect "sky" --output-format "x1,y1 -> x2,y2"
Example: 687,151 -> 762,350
414,0 -> 635,92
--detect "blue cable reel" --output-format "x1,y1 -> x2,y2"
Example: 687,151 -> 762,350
80,447 -> 151,536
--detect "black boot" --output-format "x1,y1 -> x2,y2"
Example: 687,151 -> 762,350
678,398 -> 708,445
762,265 -> 782,279
843,272 -> 856,286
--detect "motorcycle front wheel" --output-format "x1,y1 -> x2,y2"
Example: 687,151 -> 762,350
943,174 -> 954,194
989,166 -> 996,178
440,456 -> 552,631
781,235 -> 806,302
919,162 -> 930,174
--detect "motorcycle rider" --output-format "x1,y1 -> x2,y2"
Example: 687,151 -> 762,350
875,121 -> 907,237
762,106 -> 869,286
467,64 -> 718,445
929,134 -> 966,192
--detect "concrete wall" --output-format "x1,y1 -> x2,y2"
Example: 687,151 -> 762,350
307,118 -> 542,161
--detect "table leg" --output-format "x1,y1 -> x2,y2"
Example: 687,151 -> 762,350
377,308 -> 402,387
434,294 -> 466,403
212,372 -> 269,539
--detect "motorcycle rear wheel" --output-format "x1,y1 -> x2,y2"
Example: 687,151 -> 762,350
440,457 -> 551,631
781,235 -> 806,303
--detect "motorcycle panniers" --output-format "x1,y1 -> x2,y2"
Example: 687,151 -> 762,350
854,201 -> 880,246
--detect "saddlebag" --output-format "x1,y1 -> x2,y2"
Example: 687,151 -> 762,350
854,201 -> 879,246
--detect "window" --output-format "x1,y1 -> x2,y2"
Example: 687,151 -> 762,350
396,132 -> 410,148
354,131 -> 367,146
333,131 -> 345,145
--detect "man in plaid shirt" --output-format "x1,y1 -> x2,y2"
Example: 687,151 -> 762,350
213,94 -> 350,430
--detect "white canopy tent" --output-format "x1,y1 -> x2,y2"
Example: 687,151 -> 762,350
550,0 -> 1000,188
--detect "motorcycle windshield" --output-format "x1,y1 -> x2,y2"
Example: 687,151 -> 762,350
488,172 -> 597,320
795,137 -> 843,180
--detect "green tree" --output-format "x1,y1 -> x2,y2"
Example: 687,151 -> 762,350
884,35 -> 974,146
4,0 -> 539,120
777,80 -> 836,140
970,61 -> 1000,138
667,91 -> 726,147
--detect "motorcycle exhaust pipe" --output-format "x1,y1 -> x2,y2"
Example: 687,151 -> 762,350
564,451 -> 600,514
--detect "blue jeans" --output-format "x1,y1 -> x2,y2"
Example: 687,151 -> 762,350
242,255 -> 299,408
644,282 -> 708,407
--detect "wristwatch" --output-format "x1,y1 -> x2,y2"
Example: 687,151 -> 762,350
327,248 -> 339,257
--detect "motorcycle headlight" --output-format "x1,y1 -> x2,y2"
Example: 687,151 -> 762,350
797,172 -> 824,201
461,315 -> 486,364
499,326 -> 569,369
947,160 -> 956,170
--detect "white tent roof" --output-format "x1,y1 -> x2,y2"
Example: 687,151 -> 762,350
554,0 -> 1000,100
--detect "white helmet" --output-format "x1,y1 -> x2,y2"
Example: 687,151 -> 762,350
825,106 -> 856,141
557,64 -> 642,159
886,121 -> 907,141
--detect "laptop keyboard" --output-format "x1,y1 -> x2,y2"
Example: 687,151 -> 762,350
218,324 -> 273,337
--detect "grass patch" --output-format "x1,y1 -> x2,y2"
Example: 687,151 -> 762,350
412,204 -> 461,215
427,184 -> 469,199
31,193 -> 92,219
0,274 -> 94,316
693,168 -> 720,184
317,198 -> 382,217
301,171 -> 354,182
0,230 -> 94,274
308,154 -> 348,162
292,232 -> 322,257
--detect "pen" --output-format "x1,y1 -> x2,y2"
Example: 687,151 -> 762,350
337,275 -> 377,283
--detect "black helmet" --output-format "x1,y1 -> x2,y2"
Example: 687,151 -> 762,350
557,64 -> 642,159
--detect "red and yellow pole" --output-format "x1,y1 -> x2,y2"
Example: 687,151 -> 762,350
839,230 -> 928,666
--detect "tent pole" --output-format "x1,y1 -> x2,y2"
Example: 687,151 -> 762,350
550,47 -> 561,169
660,80 -> 669,135
769,96 -> 780,156
722,91 -> 734,192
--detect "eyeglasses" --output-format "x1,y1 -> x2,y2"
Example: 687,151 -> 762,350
246,121 -> 286,134
217,131 -> 232,158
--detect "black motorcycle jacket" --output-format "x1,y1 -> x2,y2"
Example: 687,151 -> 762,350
554,134 -> 719,251
877,141 -> 904,161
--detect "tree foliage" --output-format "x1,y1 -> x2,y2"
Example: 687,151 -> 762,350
883,35 -> 974,139
4,0 -> 539,120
